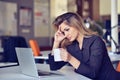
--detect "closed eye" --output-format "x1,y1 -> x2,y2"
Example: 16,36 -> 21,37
64,28 -> 69,31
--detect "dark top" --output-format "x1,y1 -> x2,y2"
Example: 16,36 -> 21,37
48,35 -> 120,80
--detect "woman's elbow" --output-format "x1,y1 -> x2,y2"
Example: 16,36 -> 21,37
49,66 -> 61,71
87,70 -> 99,79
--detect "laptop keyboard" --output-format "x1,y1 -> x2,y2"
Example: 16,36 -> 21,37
38,70 -> 51,76
37,70 -> 63,76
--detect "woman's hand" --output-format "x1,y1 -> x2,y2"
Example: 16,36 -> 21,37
60,48 -> 80,69
52,30 -> 66,55
54,30 -> 66,43
60,48 -> 71,62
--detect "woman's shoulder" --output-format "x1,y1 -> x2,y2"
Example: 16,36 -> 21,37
85,35 -> 106,48
85,35 -> 103,42
84,35 -> 105,47
66,35 -> 104,49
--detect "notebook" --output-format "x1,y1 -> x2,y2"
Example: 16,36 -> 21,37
15,47 -> 63,79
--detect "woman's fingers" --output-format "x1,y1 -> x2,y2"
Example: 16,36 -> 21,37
54,30 -> 66,42
60,48 -> 70,62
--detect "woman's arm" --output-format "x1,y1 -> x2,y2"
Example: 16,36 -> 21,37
49,43 -> 67,70
49,30 -> 67,70
68,55 -> 80,69
48,54 -> 67,70
74,37 -> 105,79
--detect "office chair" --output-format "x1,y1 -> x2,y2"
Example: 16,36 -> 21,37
2,36 -> 28,62
29,39 -> 41,56
29,39 -> 44,63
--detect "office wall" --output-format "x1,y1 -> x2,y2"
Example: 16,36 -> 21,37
50,0 -> 68,45
118,0 -> 120,13
0,0 -> 53,47
17,0 -> 34,45
0,2 -> 17,36
0,0 -> 51,48
34,0 -> 51,47
100,0 -> 120,15
2,0 -> 120,47
0,0 -> 86,47
0,0 -> 34,46
34,0 -> 50,38
6,3 -> 17,36
0,2 -> 6,35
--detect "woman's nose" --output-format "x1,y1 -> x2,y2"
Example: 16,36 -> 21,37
65,32 -> 69,37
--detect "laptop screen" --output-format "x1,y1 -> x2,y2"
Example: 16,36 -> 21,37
15,47 -> 39,78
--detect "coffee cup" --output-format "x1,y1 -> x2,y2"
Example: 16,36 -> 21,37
53,48 -> 62,61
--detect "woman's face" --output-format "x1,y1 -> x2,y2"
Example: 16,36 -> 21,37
59,22 -> 79,42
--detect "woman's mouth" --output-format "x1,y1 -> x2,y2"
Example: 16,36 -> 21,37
67,37 -> 71,40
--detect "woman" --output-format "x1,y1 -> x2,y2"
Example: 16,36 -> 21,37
48,12 -> 119,80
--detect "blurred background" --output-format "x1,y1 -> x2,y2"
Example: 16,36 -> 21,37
0,0 -> 120,51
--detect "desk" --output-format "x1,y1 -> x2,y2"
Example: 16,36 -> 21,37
108,52 -> 120,68
0,63 -> 18,68
0,63 -> 91,80
108,52 -> 120,62
37,64 -> 91,80
0,66 -> 37,80
35,50 -> 120,62
34,50 -> 51,59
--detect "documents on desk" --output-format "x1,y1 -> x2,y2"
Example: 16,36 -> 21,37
108,51 -> 120,62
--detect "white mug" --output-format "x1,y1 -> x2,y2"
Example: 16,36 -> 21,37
53,48 -> 62,61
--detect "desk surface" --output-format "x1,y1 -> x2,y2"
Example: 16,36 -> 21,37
0,63 -> 91,80
34,50 -> 51,59
37,64 -> 91,80
35,50 -> 120,62
108,52 -> 120,62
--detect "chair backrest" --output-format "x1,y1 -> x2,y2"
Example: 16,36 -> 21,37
29,39 -> 41,56
116,62 -> 120,72
2,36 -> 28,62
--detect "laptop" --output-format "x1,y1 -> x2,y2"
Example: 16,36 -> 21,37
15,47 -> 63,79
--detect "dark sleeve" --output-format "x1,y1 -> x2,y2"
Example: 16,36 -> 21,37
48,54 -> 67,70
75,37 -> 105,79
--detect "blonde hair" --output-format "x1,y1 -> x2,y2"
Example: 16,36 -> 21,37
53,12 -> 97,47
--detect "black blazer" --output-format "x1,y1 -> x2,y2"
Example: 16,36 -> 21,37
48,35 -> 119,80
